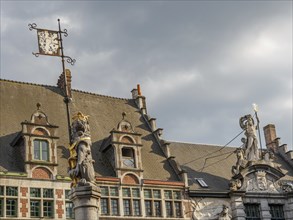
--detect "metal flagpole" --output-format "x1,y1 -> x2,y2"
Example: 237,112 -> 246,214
253,103 -> 263,159
28,19 -> 76,144
58,19 -> 72,144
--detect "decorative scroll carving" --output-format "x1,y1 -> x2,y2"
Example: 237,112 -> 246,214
68,112 -> 95,187
279,181 -> 293,193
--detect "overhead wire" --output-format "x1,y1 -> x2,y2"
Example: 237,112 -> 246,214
197,112 -> 258,172
182,129 -> 244,166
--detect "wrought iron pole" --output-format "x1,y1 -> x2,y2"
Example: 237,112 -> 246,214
255,111 -> 263,159
58,19 -> 72,144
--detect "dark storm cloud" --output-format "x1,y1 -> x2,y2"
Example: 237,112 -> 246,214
1,1 -> 292,148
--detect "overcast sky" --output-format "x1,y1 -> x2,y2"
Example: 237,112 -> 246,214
1,1 -> 292,150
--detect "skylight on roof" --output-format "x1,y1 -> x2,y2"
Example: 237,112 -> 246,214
195,178 -> 209,188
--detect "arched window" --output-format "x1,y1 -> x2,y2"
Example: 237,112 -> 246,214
33,139 -> 49,161
122,147 -> 135,168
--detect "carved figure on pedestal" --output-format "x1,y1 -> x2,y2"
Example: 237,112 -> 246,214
232,148 -> 247,175
239,114 -> 259,161
68,112 -> 95,187
217,205 -> 232,220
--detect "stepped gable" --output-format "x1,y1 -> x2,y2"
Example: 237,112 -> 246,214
0,79 -> 178,181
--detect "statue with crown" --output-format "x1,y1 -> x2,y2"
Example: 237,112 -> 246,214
68,112 -> 96,187
229,104 -> 285,193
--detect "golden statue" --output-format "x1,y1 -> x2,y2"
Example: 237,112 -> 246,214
68,112 -> 95,187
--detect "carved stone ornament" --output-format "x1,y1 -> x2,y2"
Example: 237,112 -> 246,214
68,112 -> 96,187
117,112 -> 135,133
229,179 -> 242,191
230,163 -> 285,192
30,103 -> 50,125
245,171 -> 277,192
279,180 -> 293,193
190,199 -> 231,220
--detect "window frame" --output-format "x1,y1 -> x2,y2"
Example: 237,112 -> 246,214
100,186 -> 120,216
29,187 -> 54,218
269,204 -> 285,220
122,187 -> 141,216
164,189 -> 182,218
121,147 -> 136,168
30,200 -> 41,217
33,139 -> 49,161
244,203 -> 261,220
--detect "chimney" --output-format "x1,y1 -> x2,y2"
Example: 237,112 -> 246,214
263,124 -> 278,153
131,84 -> 147,114
131,88 -> 138,99
57,69 -> 72,98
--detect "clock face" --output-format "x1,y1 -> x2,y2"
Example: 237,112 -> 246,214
123,158 -> 135,168
37,30 -> 60,56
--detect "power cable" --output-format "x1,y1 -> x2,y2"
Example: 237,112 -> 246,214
182,129 -> 244,166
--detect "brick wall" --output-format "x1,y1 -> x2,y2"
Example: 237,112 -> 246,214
20,187 -> 28,196
56,189 -> 63,199
56,200 -> 64,218
32,167 -> 51,179
20,198 -> 28,217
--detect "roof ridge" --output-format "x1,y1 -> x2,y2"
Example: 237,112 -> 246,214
169,140 -> 238,148
0,78 -> 56,88
0,78 -> 131,101
72,88 -> 130,101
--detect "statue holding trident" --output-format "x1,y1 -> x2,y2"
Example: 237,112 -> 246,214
239,114 -> 259,162
68,112 -> 95,187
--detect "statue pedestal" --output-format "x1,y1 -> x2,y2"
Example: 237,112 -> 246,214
69,185 -> 101,220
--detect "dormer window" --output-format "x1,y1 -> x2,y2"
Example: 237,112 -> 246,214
100,112 -> 143,179
33,139 -> 49,161
10,103 -> 59,178
122,147 -> 135,168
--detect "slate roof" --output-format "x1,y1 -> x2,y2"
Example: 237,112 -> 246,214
0,79 -> 178,181
169,141 -> 293,192
1,79 -> 292,192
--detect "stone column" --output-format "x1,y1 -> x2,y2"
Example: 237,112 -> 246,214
69,185 -> 101,220
285,192 -> 293,220
260,199 -> 271,220
230,192 -> 246,220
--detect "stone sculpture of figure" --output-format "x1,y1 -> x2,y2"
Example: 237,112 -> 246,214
217,205 -> 232,220
68,112 -> 95,187
231,148 -> 247,175
239,114 -> 259,161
